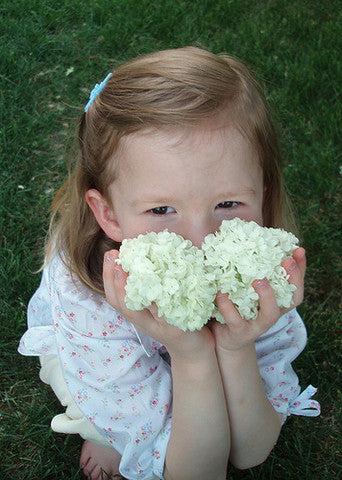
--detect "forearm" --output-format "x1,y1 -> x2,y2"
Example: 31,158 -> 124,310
164,347 -> 230,480
217,343 -> 282,469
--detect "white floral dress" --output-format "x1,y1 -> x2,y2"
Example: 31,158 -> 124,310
18,255 -> 320,480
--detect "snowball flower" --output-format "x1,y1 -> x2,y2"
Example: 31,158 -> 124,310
117,218 -> 299,331
117,230 -> 217,331
202,218 -> 299,321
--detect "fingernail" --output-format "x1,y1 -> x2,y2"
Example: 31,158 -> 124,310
216,292 -> 229,303
113,264 -> 125,281
287,259 -> 297,272
104,251 -> 117,263
254,278 -> 268,290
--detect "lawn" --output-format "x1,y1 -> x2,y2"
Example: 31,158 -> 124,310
0,0 -> 341,479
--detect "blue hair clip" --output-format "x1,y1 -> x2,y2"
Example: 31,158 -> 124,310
84,72 -> 113,112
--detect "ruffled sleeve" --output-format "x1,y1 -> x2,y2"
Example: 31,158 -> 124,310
18,262 -> 57,356
18,257 -> 172,480
255,309 -> 320,423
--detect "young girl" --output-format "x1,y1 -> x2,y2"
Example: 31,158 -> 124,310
19,47 -> 320,480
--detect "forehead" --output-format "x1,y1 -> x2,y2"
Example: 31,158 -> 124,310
111,123 -> 263,203
117,120 -> 260,170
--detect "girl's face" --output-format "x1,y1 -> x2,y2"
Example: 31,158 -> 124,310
88,124 -> 264,248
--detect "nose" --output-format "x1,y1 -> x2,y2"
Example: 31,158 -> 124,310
178,219 -> 216,249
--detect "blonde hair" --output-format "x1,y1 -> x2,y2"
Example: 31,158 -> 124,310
46,46 -> 295,294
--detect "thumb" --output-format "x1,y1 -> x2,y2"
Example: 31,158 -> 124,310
103,249 -> 127,308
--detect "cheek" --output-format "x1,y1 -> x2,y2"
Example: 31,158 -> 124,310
252,206 -> 264,226
235,201 -> 264,226
250,188 -> 265,226
235,213 -> 263,227
118,218 -> 159,240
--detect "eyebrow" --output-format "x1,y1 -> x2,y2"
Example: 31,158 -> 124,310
131,197 -> 172,207
217,187 -> 257,197
131,187 -> 258,207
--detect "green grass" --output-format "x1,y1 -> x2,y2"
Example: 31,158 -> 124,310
0,0 -> 341,478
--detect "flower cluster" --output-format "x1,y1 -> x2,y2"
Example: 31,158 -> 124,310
117,230 -> 217,331
203,218 -> 299,321
117,218 -> 299,331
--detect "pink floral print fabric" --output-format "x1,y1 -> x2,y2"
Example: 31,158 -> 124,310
19,256 -> 320,479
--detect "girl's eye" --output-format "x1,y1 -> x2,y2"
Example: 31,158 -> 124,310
216,201 -> 240,209
149,206 -> 175,215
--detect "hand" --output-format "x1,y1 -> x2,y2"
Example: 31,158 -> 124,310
281,246 -> 306,309
209,247 -> 307,353
103,250 -> 215,361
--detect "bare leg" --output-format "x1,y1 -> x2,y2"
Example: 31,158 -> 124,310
80,440 -> 123,479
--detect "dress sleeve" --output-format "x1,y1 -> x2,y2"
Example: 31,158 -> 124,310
255,309 -> 320,424
19,258 -> 172,480
18,262 -> 57,356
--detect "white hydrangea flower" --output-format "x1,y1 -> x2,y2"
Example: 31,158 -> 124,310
117,218 -> 299,331
117,231 -> 217,331
203,218 -> 299,321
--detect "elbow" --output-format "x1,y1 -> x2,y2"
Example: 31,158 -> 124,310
231,454 -> 270,471
230,442 -> 276,470
164,469 -> 227,480
231,411 -> 283,470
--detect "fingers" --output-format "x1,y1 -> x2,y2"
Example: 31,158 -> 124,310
282,247 -> 306,307
283,247 -> 306,280
252,279 -> 280,332
103,250 -> 162,335
147,302 -> 163,323
215,282 -> 280,350
217,279 -> 280,331
293,246 -> 306,271
215,292 -> 243,329
103,249 -> 128,314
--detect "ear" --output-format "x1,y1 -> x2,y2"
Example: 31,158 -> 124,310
85,189 -> 123,242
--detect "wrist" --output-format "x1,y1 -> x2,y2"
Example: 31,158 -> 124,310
169,340 -> 216,368
216,342 -> 256,362
166,327 -> 216,364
